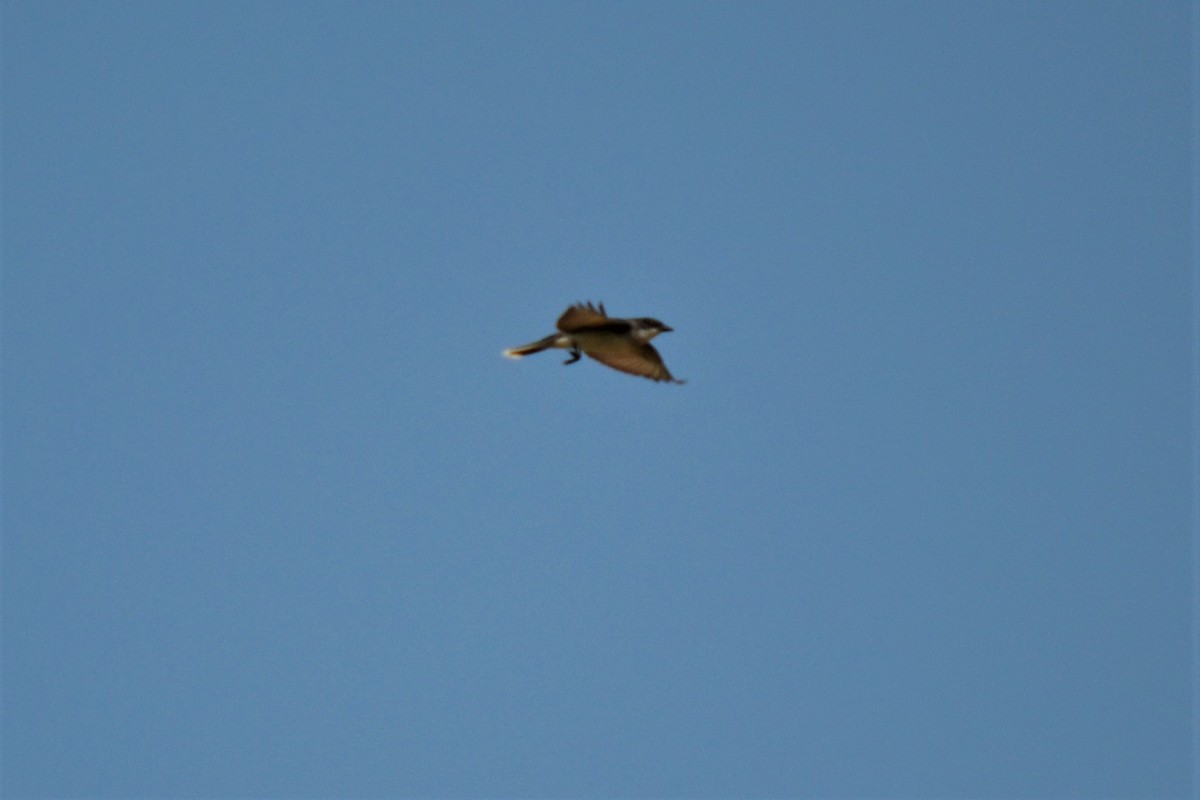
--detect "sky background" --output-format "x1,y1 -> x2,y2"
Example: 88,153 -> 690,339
2,1 -> 1194,797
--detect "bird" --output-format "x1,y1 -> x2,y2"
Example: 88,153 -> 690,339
503,301 -> 684,384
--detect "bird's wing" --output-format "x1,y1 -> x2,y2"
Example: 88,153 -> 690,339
585,340 -> 683,383
556,301 -> 609,332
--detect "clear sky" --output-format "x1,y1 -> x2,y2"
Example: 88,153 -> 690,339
3,1 -> 1194,797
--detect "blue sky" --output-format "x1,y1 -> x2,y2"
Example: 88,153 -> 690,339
2,1 -> 1193,797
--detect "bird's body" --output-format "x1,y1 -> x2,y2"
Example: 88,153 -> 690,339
504,302 -> 684,384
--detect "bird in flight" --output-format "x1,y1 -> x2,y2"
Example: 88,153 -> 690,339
503,301 -> 684,384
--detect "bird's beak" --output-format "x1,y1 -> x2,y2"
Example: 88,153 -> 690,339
661,325 -> 673,332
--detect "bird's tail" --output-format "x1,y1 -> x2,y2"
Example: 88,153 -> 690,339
503,335 -> 558,359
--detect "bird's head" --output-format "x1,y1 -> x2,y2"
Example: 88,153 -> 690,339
634,318 -> 673,341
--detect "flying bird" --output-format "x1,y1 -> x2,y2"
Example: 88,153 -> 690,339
504,301 -> 684,384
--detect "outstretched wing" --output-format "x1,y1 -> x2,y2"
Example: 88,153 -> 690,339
556,301 -> 608,332
586,340 -> 683,384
